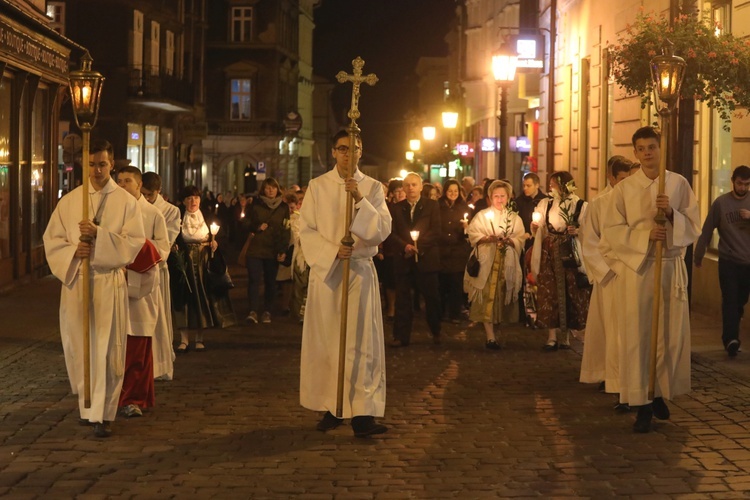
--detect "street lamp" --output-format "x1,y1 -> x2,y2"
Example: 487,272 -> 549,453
646,39 -> 685,401
422,126 -> 436,141
409,139 -> 421,151
68,50 -> 104,410
492,51 -> 517,179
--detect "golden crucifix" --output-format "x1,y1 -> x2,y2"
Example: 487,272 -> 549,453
333,56 -> 377,419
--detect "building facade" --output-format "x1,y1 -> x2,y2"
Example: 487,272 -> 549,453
451,0 -> 747,316
202,0 -> 312,196
60,0 -> 206,201
0,1 -> 82,290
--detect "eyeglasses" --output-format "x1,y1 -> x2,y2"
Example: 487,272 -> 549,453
334,145 -> 361,154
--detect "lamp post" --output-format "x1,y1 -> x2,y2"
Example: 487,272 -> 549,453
68,51 -> 104,409
442,107 -> 458,178
646,40 -> 686,400
492,52 -> 517,180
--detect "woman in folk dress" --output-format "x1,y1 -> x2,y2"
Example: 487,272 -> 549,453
464,180 -> 525,350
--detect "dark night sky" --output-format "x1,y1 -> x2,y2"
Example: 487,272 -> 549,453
313,0 -> 457,164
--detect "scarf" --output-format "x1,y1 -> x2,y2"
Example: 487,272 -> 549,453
260,195 -> 283,210
182,209 -> 209,243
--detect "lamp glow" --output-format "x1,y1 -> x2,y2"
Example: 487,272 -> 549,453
409,139 -> 421,151
442,111 -> 458,129
405,151 -> 415,161
422,127 -> 436,141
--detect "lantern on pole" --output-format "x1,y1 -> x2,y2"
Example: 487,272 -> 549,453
68,51 -> 104,409
646,40 -> 685,401
492,49 -> 518,179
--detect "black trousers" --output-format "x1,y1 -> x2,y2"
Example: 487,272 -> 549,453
719,258 -> 750,347
439,271 -> 464,320
393,265 -> 441,344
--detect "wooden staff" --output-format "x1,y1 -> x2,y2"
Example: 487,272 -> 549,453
334,57 -> 378,418
80,125 -> 92,408
648,109 -> 671,400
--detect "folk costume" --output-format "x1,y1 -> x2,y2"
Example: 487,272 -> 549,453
43,178 -> 145,424
531,195 -> 591,331
152,194 -> 181,380
601,169 -> 700,406
119,196 -> 170,413
299,167 -> 392,419
464,206 -> 525,324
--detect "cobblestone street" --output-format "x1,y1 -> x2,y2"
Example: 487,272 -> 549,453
2,276 -> 750,498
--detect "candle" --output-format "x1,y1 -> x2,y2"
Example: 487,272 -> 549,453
532,211 -> 542,224
463,212 -> 469,220
468,203 -> 474,210
409,230 -> 420,262
209,222 -> 220,236
484,210 -> 496,235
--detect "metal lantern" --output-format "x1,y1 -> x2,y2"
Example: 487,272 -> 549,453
68,52 -> 104,129
649,40 -> 686,110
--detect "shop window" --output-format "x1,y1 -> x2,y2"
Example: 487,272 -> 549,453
144,125 -> 158,173
31,88 -> 48,248
230,79 -> 251,120
0,78 -> 9,259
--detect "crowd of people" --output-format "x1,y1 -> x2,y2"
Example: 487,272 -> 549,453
43,125 -> 750,438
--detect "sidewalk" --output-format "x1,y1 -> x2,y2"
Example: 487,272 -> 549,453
1,274 -> 750,497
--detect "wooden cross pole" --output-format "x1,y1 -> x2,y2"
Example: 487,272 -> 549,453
333,57 -> 378,419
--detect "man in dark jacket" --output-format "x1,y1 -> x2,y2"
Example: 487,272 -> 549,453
515,172 -> 547,248
388,172 -> 442,347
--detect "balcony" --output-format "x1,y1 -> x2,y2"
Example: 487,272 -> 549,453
207,120 -> 282,136
127,66 -> 194,111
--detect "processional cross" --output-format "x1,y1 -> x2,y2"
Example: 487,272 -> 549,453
333,57 -> 377,418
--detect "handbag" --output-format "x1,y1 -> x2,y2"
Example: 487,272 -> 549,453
466,246 -> 480,277
206,248 -> 234,292
237,232 -> 254,265
559,237 -> 582,269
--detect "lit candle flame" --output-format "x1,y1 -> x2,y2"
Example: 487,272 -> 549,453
209,222 -> 220,236
409,230 -> 420,242
532,211 -> 542,223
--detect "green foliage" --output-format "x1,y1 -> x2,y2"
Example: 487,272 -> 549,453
610,10 -> 750,129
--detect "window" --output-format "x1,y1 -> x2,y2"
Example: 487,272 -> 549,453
0,77 -> 11,259
31,88 -> 48,248
709,1 -> 733,250
144,125 -> 158,173
231,7 -> 253,42
131,10 -> 143,71
47,2 -> 65,35
150,21 -> 160,76
230,79 -> 251,120
165,30 -> 175,76
127,123 -> 143,169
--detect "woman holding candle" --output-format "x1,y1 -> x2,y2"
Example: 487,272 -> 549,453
530,171 -> 591,351
464,180 -> 525,349
241,177 -> 291,325
438,179 -> 472,323
173,186 -> 235,353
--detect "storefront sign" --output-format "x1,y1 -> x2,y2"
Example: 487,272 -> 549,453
0,18 -> 69,80
511,34 -> 544,72
456,142 -> 474,158
480,137 -> 498,152
510,136 -> 531,153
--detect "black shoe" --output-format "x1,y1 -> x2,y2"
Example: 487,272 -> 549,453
389,339 -> 407,348
613,402 -> 632,413
485,339 -> 501,350
652,397 -> 670,420
727,339 -> 740,358
543,340 -> 558,352
432,334 -> 441,345
633,405 -> 653,433
351,416 -> 388,438
598,381 -> 606,392
78,418 -> 92,426
92,421 -> 112,438
316,411 -> 343,432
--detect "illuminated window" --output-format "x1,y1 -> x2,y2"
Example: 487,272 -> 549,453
47,2 -> 65,35
230,79 -> 251,120
231,7 -> 253,42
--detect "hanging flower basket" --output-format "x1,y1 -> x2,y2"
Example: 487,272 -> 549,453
609,10 -> 750,129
